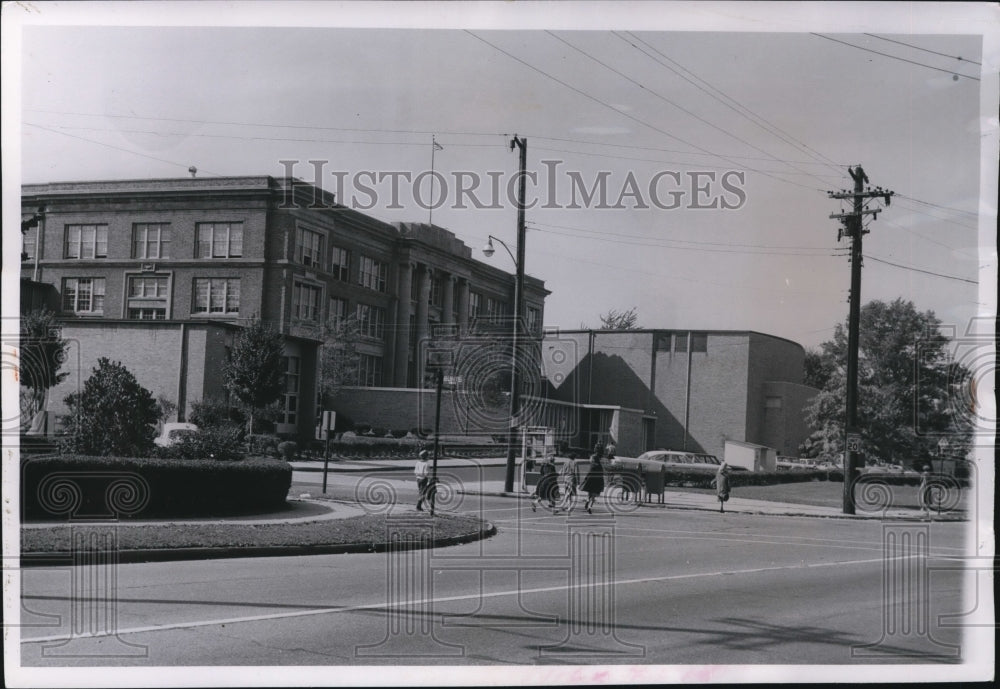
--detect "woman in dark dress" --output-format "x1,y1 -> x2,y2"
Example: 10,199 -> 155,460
581,454 -> 605,514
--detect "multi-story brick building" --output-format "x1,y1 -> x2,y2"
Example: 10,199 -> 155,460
541,329 -> 819,458
20,176 -> 547,439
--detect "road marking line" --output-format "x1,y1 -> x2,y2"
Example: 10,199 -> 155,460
20,554 -> 933,645
509,526 -> 962,556
490,519 -> 970,551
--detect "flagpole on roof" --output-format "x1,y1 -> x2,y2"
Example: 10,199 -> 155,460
429,135 -> 442,226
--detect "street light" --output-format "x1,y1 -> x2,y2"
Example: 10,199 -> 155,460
482,234 -> 523,493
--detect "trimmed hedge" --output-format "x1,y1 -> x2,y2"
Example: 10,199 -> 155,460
610,467 -> 845,489
21,454 -> 291,521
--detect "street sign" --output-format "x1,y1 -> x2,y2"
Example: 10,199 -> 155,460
322,410 -> 336,432
846,433 -> 862,452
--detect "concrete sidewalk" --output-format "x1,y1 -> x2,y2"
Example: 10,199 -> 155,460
291,464 -> 966,522
458,480 -> 966,521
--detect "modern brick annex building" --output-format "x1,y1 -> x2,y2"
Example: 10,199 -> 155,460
541,329 -> 820,459
20,176 -> 547,439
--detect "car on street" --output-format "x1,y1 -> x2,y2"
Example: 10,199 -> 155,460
610,450 -> 746,474
153,422 -> 199,447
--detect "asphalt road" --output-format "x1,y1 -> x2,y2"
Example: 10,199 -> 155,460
18,489 -> 979,673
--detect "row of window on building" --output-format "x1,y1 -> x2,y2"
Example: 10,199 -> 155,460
25,222 -> 395,295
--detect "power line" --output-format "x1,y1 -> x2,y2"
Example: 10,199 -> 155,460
28,108 -> 845,167
894,193 -> 978,219
618,32 -> 847,177
863,34 -> 981,66
528,223 -> 848,257
24,122 -> 227,177
529,219 -> 845,252
893,198 -> 978,231
811,34 -> 980,81
544,31 -> 837,187
866,255 -> 978,284
463,30 -> 828,194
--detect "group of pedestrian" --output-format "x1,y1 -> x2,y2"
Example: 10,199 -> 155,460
414,441 -> 737,515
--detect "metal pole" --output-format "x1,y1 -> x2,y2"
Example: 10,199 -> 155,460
322,429 -> 330,494
505,135 -> 527,493
843,165 -> 865,515
431,369 -> 443,515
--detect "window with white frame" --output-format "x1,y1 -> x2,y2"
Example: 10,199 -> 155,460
527,306 -> 541,333
132,223 -> 171,259
429,277 -> 442,307
329,296 -> 349,325
196,222 -> 243,258
485,296 -> 507,323
282,356 -> 300,425
62,277 -> 105,314
127,275 -> 169,320
469,292 -> 482,323
22,232 -> 36,261
358,354 -> 383,387
65,224 -> 108,259
293,282 -> 322,322
192,278 -> 240,314
330,246 -> 350,281
358,255 -> 387,292
296,227 -> 325,268
356,303 -> 386,340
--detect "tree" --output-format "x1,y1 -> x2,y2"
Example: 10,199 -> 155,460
224,317 -> 285,436
598,307 -> 640,330
19,309 -> 70,433
62,358 -> 159,456
800,298 -> 972,464
317,315 -> 361,409
803,348 -> 834,390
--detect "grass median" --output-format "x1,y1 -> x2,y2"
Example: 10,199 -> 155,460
22,496 -> 492,558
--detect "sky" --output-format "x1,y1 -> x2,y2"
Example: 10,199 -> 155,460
5,2 -> 998,350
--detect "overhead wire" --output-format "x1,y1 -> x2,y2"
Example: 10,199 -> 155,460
863,34 -> 981,66
811,34 -> 980,81
463,30 -> 828,194
544,31 -> 838,188
865,255 -> 978,284
617,31 -> 848,178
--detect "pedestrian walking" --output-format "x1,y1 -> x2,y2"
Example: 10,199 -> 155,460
919,464 -> 933,519
714,462 -> 731,513
605,441 -> 616,461
414,450 -> 430,511
531,456 -> 561,512
559,453 -> 579,512
581,454 -> 606,514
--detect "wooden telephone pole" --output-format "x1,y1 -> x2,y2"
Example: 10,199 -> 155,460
828,166 -> 893,514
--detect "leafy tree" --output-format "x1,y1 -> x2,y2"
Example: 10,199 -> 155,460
62,358 -> 159,456
317,315 -> 361,408
803,348 -> 834,390
19,309 -> 69,432
598,307 -> 640,330
224,317 -> 285,436
800,299 -> 972,464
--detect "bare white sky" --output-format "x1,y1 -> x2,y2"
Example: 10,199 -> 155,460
5,2 -> 998,349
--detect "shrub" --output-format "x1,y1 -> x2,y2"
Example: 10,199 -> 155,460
157,426 -> 245,461
277,441 -> 298,459
61,358 -> 159,457
189,398 -> 245,429
21,454 -> 291,520
248,434 -> 280,457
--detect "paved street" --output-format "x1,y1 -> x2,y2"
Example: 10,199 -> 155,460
19,470 -> 979,669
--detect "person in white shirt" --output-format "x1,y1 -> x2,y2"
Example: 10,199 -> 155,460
414,450 -> 431,511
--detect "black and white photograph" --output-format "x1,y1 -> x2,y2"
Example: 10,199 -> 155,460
2,1 -> 996,685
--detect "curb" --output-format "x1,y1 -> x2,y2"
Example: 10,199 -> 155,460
19,520 -> 498,567
458,489 -> 967,522
292,462 -> 509,473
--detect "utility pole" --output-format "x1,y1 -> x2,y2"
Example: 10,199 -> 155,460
828,166 -> 893,514
504,135 -> 528,493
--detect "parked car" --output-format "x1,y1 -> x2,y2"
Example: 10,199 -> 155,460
611,450 -> 746,473
153,422 -> 199,447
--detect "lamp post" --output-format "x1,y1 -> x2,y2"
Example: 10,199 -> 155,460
482,234 -> 524,493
